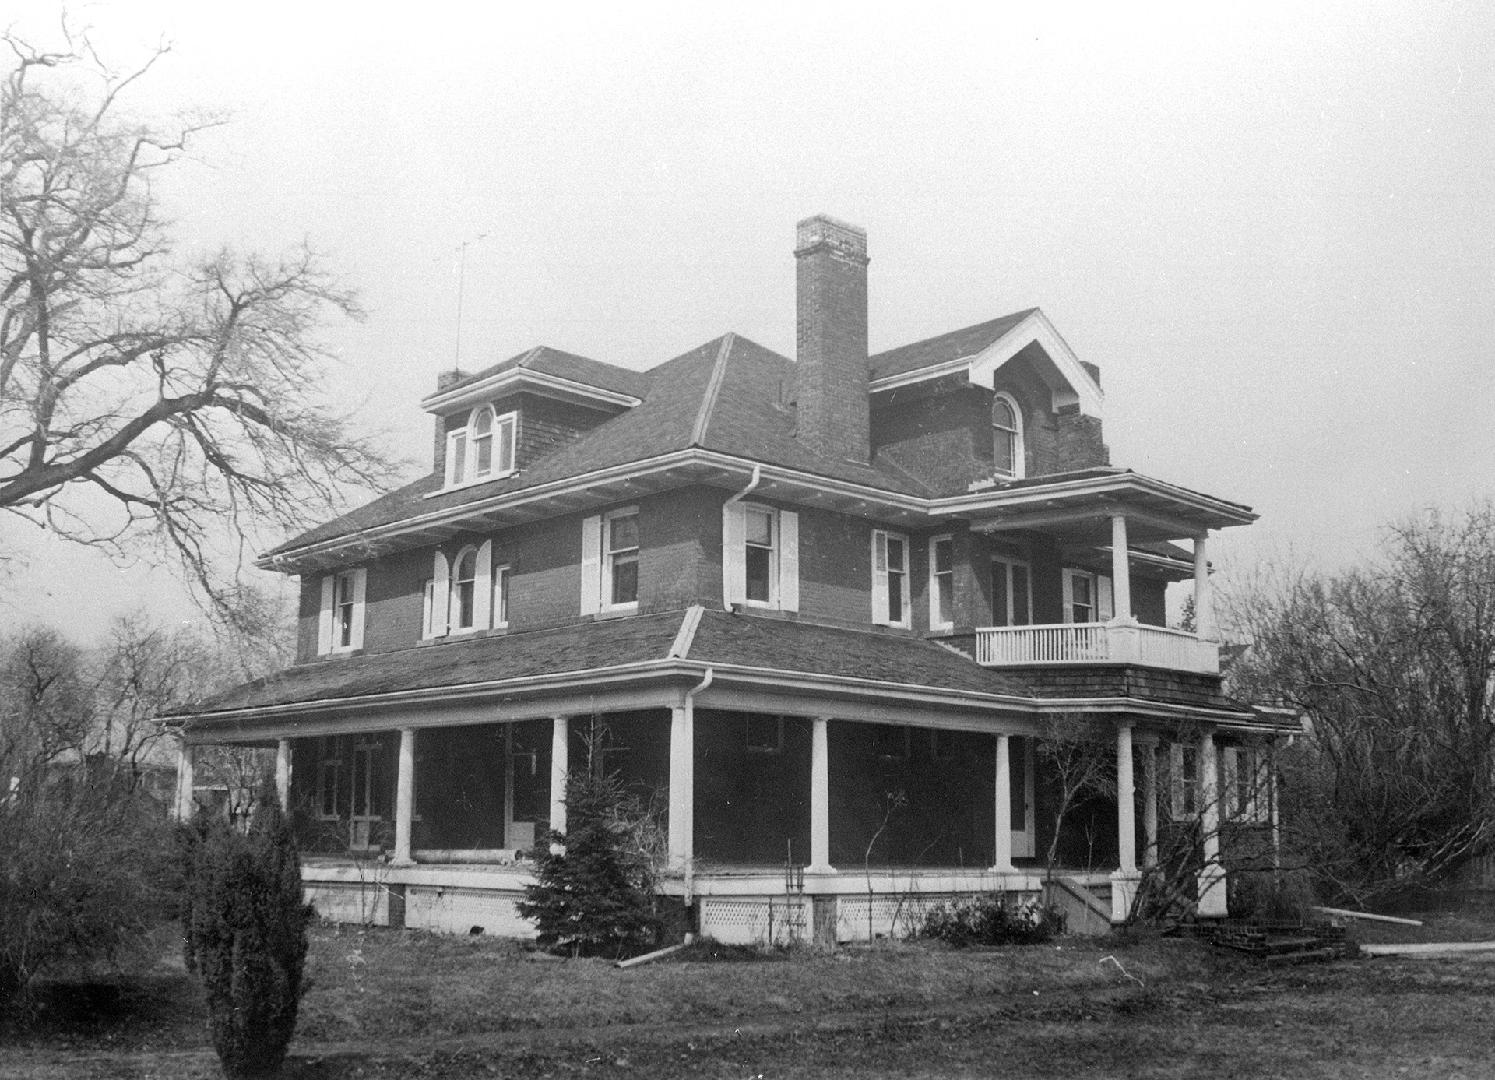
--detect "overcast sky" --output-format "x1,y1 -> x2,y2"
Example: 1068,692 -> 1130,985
4,1 -> 1493,641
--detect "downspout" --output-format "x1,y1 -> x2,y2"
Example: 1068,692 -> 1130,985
681,666 -> 714,904
722,464 -> 763,611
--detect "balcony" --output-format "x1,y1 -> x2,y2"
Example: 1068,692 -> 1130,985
974,622 -> 1219,675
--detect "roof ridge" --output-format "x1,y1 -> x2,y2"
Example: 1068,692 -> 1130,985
689,333 -> 736,446
515,346 -> 545,370
667,604 -> 705,659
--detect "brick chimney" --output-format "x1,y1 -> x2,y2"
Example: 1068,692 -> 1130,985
795,215 -> 870,462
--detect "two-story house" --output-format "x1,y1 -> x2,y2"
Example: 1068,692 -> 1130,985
169,215 -> 1293,941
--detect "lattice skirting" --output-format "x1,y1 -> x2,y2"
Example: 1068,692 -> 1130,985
404,885 -> 533,937
698,897 -> 810,946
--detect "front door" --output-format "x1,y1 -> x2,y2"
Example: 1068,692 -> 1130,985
349,742 -> 379,850
1010,736 -> 1036,858
505,725 -> 543,851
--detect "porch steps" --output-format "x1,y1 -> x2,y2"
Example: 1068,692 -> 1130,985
1047,877 -> 1113,935
1211,921 -> 1356,964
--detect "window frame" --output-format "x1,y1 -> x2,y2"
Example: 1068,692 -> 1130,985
450,545 -> 479,632
493,563 -> 512,629
600,507 -> 640,612
990,556 -> 1033,628
316,738 -> 341,820
872,529 -> 912,628
742,504 -> 780,608
929,534 -> 955,631
1169,743 -> 1200,819
444,406 -> 518,490
991,391 -> 1025,480
1062,568 -> 1113,625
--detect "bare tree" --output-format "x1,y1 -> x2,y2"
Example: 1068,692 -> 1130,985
0,25 -> 395,626
1034,711 -> 1115,882
1229,502 -> 1495,900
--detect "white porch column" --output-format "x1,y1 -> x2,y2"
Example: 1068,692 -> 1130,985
668,703 -> 694,871
174,740 -> 196,822
808,717 -> 833,873
549,716 -> 569,850
1142,742 -> 1159,869
1110,514 -> 1133,623
1110,723 -> 1141,922
392,727 -> 415,866
1193,533 -> 1216,639
1197,727 -> 1228,916
274,738 -> 292,811
992,733 -> 1015,873
1115,723 -> 1137,874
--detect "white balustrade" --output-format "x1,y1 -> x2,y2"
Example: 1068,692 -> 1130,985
975,623 -> 1218,674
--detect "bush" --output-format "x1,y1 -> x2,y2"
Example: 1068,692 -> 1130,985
919,894 -> 1066,947
183,791 -> 311,1080
1228,868 -> 1316,924
518,770 -> 662,958
0,768 -> 177,1015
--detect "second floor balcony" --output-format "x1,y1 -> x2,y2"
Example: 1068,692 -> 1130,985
974,621 -> 1219,674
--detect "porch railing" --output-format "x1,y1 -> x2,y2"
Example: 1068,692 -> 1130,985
974,622 -> 1219,674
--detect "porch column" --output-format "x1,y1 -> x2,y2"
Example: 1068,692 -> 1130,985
992,733 -> 1015,873
1142,741 -> 1159,869
1193,533 -> 1216,639
392,727 -> 415,866
174,740 -> 195,822
1110,722 -> 1141,922
808,717 -> 833,873
274,738 -> 292,811
668,703 -> 694,871
1110,514 -> 1133,623
1197,727 -> 1228,916
1268,744 -> 1282,871
549,716 -> 569,851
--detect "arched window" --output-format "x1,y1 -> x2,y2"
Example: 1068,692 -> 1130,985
992,393 -> 1024,479
452,547 -> 478,630
469,406 -> 495,477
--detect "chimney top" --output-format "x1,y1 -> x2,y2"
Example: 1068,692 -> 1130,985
795,214 -> 868,264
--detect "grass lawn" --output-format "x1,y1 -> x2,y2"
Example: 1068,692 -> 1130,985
3,901 -> 1495,1079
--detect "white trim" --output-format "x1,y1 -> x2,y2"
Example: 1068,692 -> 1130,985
871,529 -> 911,628
492,563 -> 511,629
599,506 -> 640,614
448,545 -> 482,633
260,452 -> 1254,573
579,514 -> 602,616
421,365 -> 642,414
472,539 -> 493,631
425,551 -> 451,638
990,391 -> 1026,480
928,534 -> 955,631
778,510 -> 800,613
439,407 -> 518,493
317,576 -> 334,655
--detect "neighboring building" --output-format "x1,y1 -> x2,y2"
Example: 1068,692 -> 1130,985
167,216 -> 1293,941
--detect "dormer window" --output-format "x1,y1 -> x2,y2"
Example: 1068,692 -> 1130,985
991,393 -> 1024,479
445,406 -> 517,489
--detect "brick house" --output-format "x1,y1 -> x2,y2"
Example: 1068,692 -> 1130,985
169,216 -> 1292,941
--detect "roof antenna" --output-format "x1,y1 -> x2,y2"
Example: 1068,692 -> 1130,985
452,232 -> 490,370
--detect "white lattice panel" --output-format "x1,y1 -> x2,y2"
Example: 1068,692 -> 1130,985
699,898 -> 809,946
305,880 -> 388,926
836,894 -> 943,942
405,885 -> 534,938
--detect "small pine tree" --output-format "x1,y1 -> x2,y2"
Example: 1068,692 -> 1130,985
519,770 -> 661,958
184,788 -> 311,1080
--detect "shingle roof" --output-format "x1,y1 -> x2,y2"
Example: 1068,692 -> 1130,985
437,346 -> 652,401
267,334 -> 931,557
869,309 -> 1037,380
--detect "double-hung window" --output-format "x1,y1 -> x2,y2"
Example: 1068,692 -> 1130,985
872,529 -> 911,627
1062,568 -> 1113,624
991,557 -> 1033,627
444,405 -> 517,489
581,508 -> 640,615
991,392 -> 1025,479
426,541 -> 495,638
723,502 -> 799,611
317,567 -> 367,655
929,535 -> 955,630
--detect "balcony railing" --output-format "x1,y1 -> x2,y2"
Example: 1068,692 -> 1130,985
974,622 -> 1220,674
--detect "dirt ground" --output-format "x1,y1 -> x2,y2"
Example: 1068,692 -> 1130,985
3,905 -> 1494,1080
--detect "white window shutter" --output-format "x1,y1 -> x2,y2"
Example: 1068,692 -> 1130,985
870,531 -> 889,624
473,540 -> 493,629
349,568 -> 368,650
317,576 -> 334,655
1061,570 -> 1076,624
778,510 -> 799,612
722,502 -> 747,607
430,551 -> 451,637
580,515 -> 602,615
1097,575 -> 1114,622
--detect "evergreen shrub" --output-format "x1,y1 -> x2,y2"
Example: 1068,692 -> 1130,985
183,791 -> 311,1080
919,894 -> 1066,947
518,770 -> 662,958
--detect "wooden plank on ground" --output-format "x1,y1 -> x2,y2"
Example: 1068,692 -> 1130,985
1359,941 -> 1495,957
1311,906 -> 1423,926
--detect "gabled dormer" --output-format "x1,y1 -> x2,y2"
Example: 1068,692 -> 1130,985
869,308 -> 1109,495
422,346 -> 648,492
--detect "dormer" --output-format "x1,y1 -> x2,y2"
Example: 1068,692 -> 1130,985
421,347 -> 647,490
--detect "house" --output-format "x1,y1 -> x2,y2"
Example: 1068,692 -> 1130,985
167,215 -> 1294,942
